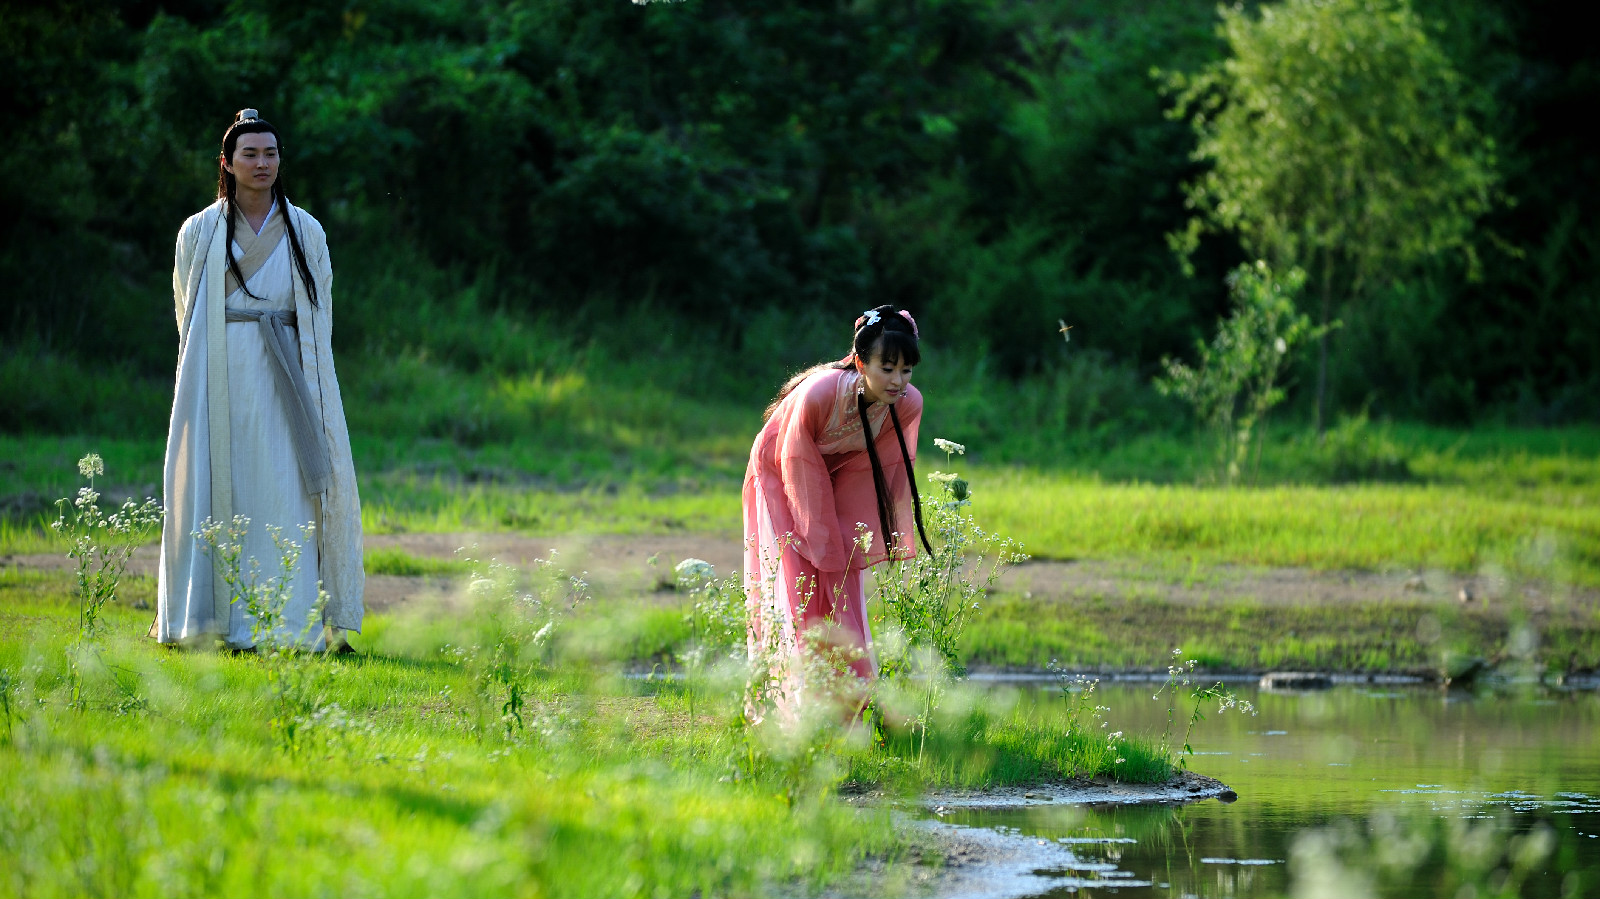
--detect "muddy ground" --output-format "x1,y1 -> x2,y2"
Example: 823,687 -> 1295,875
8,530 -> 1590,616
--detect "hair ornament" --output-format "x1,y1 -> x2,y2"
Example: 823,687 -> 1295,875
897,309 -> 919,338
235,108 -> 262,125
855,309 -> 882,331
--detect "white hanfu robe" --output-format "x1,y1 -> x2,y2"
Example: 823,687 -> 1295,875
156,198 -> 364,648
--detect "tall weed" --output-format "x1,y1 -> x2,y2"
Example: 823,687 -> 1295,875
1150,648 -> 1256,769
873,438 -> 1028,758
448,549 -> 589,740
195,516 -> 339,755
50,453 -> 161,710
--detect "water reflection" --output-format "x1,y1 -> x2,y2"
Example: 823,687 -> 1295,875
935,683 -> 1600,897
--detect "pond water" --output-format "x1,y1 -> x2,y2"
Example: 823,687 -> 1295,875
936,681 -> 1600,897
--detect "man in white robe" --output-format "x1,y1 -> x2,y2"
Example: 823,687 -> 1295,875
156,194 -> 364,649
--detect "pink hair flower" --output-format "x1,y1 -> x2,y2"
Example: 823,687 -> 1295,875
898,309 -> 919,338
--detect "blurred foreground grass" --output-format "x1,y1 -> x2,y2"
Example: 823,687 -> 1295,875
0,567 -> 1171,898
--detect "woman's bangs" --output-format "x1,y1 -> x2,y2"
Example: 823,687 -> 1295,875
874,329 -> 921,367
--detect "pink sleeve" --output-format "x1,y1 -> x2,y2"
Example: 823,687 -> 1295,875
776,377 -> 849,572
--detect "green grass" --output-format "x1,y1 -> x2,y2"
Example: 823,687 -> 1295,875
960,591 -> 1600,674
11,441 -> 1596,589
578,564 -> 1600,678
0,568 -> 1172,897
362,548 -> 474,577
7,419 -> 1598,683
978,468 -> 1600,585
852,704 -> 1171,789
359,471 -> 741,537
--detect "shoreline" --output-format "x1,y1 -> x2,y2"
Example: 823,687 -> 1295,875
824,773 -> 1239,899
966,665 -> 1600,690
923,769 -> 1237,811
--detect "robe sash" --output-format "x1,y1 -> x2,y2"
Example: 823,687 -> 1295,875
225,308 -> 333,496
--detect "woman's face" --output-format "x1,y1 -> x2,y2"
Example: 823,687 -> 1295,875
856,340 -> 914,406
224,131 -> 280,197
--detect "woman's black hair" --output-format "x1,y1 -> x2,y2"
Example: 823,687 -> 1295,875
856,392 -> 934,560
763,304 -> 922,422
217,109 -> 319,307
766,304 -> 934,558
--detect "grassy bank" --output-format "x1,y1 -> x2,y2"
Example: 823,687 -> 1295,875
589,565 -> 1600,678
6,422 -> 1597,681
962,591 -> 1600,675
981,472 -> 1600,586
0,565 -> 1174,897
8,428 -> 1599,580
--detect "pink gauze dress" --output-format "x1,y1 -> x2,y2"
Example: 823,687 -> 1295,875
743,365 -> 922,718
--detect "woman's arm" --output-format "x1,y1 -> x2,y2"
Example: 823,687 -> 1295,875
774,373 -> 850,573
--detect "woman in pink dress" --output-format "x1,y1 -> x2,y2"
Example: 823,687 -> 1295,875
743,305 -> 933,720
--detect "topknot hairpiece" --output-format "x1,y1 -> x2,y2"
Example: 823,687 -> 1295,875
235,108 -> 262,125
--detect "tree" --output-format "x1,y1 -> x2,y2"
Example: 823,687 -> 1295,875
1157,261 -> 1326,485
1167,0 -> 1498,431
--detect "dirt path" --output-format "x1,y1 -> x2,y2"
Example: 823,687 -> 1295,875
9,531 -> 1591,615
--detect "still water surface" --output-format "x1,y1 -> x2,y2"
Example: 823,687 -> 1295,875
940,682 -> 1600,897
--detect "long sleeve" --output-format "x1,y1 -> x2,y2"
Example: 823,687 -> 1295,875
302,211 -> 334,327
173,215 -> 201,334
776,378 -> 849,573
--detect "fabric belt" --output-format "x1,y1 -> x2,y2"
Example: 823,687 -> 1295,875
225,308 -> 333,495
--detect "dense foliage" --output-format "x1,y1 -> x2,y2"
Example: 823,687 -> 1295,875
2,0 -> 1595,435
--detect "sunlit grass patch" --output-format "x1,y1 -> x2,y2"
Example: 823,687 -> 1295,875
0,518 -> 68,555
977,468 -> 1600,586
362,547 -> 472,577
852,700 -> 1172,789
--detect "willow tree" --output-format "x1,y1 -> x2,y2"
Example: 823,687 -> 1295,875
1167,0 -> 1497,430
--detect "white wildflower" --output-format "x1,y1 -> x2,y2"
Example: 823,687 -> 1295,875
77,453 -> 105,480
933,438 -> 966,456
852,524 -> 873,553
674,558 -> 715,587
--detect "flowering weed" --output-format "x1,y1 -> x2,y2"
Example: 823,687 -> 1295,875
1151,647 -> 1257,768
50,454 -> 161,710
872,437 -> 1028,758
195,517 -> 339,754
